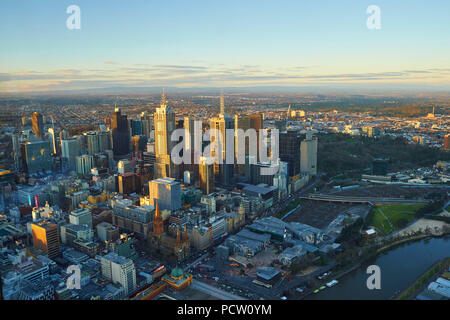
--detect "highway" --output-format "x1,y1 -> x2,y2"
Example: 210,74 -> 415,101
191,280 -> 247,300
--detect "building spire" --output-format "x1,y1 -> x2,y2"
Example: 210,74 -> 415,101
161,88 -> 167,107
220,91 -> 225,116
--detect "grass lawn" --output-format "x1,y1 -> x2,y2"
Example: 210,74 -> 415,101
367,203 -> 426,235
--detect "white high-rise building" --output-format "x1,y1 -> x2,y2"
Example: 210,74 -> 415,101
101,252 -> 136,296
300,132 -> 318,176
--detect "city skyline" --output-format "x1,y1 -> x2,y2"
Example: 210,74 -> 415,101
1,0 -> 449,93
0,0 -> 449,306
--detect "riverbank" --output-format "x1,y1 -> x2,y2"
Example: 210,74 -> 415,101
395,257 -> 450,300
299,234 -> 448,300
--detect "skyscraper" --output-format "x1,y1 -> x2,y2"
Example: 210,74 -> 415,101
300,132 -> 318,176
31,112 -> 44,139
84,131 -> 100,155
132,135 -> 148,156
31,220 -> 61,259
199,156 -> 214,195
76,154 -> 94,177
209,93 -> 234,186
234,114 -> 252,175
112,108 -> 130,157
140,111 -> 153,139
47,128 -> 57,154
154,90 -> 176,178
183,117 -> 195,168
249,113 -> 263,161
279,129 -> 301,178
61,138 -> 81,170
12,132 -> 22,171
21,140 -> 52,174
101,252 -> 137,296
148,177 -> 181,211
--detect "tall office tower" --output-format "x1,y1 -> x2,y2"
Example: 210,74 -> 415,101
279,129 -> 301,178
76,154 -> 94,177
31,112 -> 44,139
140,111 -> 153,139
234,114 -> 252,175
132,135 -> 148,157
148,177 -> 181,211
31,220 -> 61,259
73,134 -> 86,155
130,119 -> 143,136
84,130 -> 111,155
249,113 -> 263,161
47,128 -> 57,154
61,138 -> 81,170
112,108 -> 130,157
154,90 -> 176,178
199,156 -> 214,195
21,140 -> 52,174
444,134 -> 450,151
209,93 -> 234,186
69,208 -> 93,229
183,117 -> 196,168
84,131 -> 100,155
300,132 -> 318,176
95,130 -> 110,152
12,133 -> 22,171
101,252 -> 137,296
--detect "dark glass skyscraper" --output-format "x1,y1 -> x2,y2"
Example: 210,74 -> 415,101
112,108 -> 130,157
31,112 -> 44,139
279,129 -> 301,178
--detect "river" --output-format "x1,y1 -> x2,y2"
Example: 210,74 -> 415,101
307,235 -> 450,300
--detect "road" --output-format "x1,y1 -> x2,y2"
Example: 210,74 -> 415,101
184,253 -> 209,271
303,194 -> 430,204
191,280 -> 247,300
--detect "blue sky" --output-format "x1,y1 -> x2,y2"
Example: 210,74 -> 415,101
0,0 -> 449,92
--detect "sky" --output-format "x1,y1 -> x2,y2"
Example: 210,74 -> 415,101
0,0 -> 449,93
